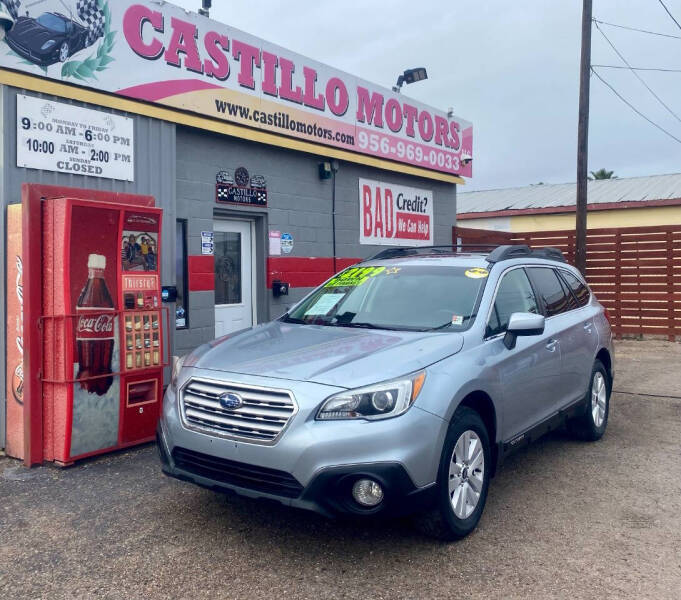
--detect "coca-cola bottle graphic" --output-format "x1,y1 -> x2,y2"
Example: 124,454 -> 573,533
76,254 -> 115,396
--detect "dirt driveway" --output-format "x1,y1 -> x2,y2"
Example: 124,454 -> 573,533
1,340 -> 680,599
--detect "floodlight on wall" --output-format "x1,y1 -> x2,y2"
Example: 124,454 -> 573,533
198,0 -> 211,17
392,68 -> 428,93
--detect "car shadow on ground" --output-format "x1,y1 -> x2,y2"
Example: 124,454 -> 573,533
161,425 -> 586,553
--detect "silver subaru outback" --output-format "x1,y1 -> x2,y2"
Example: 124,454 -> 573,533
158,245 -> 614,540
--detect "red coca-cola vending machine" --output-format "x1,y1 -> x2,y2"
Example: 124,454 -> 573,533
9,184 -> 167,466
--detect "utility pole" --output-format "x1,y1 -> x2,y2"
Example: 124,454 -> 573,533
575,0 -> 592,274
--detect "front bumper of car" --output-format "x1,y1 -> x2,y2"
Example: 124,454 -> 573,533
158,369 -> 446,518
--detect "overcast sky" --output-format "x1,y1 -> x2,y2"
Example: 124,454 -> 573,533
173,0 -> 681,191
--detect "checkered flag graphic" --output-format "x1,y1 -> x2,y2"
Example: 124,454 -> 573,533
1,0 -> 21,20
217,186 -> 230,201
77,0 -> 105,45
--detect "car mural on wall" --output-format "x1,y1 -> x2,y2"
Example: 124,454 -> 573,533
2,0 -> 105,67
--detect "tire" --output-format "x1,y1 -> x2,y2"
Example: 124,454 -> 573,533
569,359 -> 610,441
414,406 -> 491,541
59,42 -> 70,63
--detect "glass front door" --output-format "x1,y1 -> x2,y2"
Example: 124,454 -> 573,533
214,220 -> 253,337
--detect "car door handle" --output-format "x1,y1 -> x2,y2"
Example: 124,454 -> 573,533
546,339 -> 558,352
584,322 -> 593,332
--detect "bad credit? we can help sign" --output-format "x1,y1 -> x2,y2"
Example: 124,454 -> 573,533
359,179 -> 433,247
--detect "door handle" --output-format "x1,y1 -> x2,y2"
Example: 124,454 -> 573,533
584,322 -> 593,332
546,339 -> 558,352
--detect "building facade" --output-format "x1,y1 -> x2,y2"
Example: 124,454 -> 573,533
0,0 -> 472,450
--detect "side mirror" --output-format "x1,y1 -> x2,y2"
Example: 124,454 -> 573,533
503,312 -> 545,350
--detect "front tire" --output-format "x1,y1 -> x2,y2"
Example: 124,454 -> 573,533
569,359 -> 610,441
415,406 -> 491,541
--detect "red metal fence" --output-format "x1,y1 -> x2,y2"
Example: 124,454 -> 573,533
454,225 -> 681,341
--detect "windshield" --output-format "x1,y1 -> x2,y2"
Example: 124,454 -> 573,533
284,264 -> 489,331
37,13 -> 67,33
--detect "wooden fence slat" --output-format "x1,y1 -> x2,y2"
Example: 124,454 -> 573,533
455,224 -> 681,340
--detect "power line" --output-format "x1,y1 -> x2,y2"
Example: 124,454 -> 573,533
593,18 -> 681,39
594,21 -> 681,124
592,64 -> 681,73
591,67 -> 681,144
657,0 -> 681,31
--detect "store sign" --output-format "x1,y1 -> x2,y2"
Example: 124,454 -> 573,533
216,167 -> 268,206
0,0 -> 472,178
359,178 -> 433,247
16,94 -> 134,181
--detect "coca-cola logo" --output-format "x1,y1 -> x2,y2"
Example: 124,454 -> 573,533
77,313 -> 114,335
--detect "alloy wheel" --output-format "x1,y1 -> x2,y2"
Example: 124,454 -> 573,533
591,372 -> 607,428
59,43 -> 69,62
448,430 -> 485,519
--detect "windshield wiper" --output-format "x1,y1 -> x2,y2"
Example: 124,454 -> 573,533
281,315 -> 306,324
335,322 -> 400,331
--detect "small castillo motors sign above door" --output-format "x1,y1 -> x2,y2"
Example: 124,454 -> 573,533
216,167 -> 268,207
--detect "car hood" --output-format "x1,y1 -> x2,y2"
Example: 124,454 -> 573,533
8,18 -> 60,47
185,321 -> 464,388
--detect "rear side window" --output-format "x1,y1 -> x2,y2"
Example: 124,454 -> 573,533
559,270 -> 590,307
486,268 -> 539,338
527,267 -> 571,317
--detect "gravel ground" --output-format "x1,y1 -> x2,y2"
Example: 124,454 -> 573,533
1,340 -> 680,599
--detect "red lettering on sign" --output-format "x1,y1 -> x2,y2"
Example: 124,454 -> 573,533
356,87 -> 384,128
362,185 -> 373,236
384,189 -> 395,238
374,187 -> 384,237
261,51 -> 278,96
124,5 -> 164,60
232,39 -> 261,89
164,17 -> 203,73
278,57 -> 303,103
204,31 -> 229,80
302,66 -> 325,110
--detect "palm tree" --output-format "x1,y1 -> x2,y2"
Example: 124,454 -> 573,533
589,169 -> 616,180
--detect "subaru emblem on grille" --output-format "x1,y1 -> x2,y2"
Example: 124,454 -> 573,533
218,392 -> 243,410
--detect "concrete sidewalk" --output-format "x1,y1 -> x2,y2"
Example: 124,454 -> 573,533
1,340 -> 680,599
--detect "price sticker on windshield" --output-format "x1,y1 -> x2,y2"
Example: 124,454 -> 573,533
325,266 -> 386,288
464,268 -> 489,279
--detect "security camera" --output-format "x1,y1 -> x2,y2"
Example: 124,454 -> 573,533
0,5 -> 15,42
461,157 -> 473,167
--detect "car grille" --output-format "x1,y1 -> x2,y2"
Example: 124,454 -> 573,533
172,447 -> 303,498
180,378 -> 297,444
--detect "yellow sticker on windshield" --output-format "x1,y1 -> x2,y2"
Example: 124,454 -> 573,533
465,268 -> 489,279
325,266 -> 386,288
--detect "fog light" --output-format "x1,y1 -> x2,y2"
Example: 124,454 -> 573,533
352,478 -> 384,507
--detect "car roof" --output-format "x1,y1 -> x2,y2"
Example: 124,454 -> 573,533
358,244 -> 570,270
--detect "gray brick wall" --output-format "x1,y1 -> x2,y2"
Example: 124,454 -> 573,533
175,125 -> 457,338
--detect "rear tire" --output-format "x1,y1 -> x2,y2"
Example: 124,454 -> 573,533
414,406 -> 491,541
569,359 -> 610,441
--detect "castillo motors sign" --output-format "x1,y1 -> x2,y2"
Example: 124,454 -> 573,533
359,178 -> 433,247
0,0 -> 472,178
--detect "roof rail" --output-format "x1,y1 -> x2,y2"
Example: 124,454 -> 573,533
486,245 -> 566,264
367,244 -> 498,261
486,245 -> 531,263
531,247 -> 567,263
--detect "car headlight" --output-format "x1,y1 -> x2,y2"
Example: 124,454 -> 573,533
316,371 -> 426,421
41,40 -> 56,50
170,355 -> 187,392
